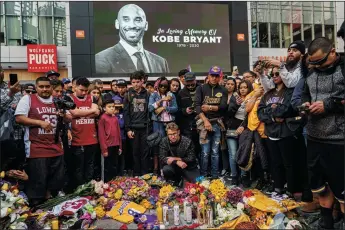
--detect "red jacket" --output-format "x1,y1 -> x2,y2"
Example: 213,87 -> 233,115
98,113 -> 122,154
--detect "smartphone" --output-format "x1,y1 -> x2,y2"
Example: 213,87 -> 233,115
9,74 -> 18,85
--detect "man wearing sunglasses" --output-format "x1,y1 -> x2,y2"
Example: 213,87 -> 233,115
176,72 -> 201,161
195,66 -> 228,179
300,37 -> 344,230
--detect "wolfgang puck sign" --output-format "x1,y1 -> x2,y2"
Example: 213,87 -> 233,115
27,44 -> 58,72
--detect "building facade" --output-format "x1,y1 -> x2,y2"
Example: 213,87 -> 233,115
0,1 -> 344,82
248,1 -> 345,67
0,1 -> 71,82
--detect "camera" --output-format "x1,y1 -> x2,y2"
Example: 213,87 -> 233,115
53,96 -> 76,110
297,104 -> 310,112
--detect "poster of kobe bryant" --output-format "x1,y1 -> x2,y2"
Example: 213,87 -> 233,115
93,2 -> 231,74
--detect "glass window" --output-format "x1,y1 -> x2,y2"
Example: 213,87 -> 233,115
38,2 -> 53,16
250,2 -> 257,8
269,2 -> 280,10
0,16 -> 3,32
54,17 -> 66,46
251,7 -> 257,22
282,10 -> 291,23
302,2 -> 312,10
257,8 -> 269,22
22,1 -> 37,16
6,15 -> 21,45
325,25 -> 335,45
259,23 -> 268,48
251,22 -> 258,48
282,23 -> 291,48
38,16 -> 53,44
303,24 -> 312,47
0,2 -> 3,15
257,2 -> 268,9
270,23 -> 280,48
293,24 -> 302,41
5,2 -> 21,15
314,24 -> 322,39
303,10 -> 312,24
270,10 -> 280,23
22,16 -> 38,45
54,2 -> 66,17
323,2 -> 335,11
313,10 -> 322,24
324,11 -> 335,25
281,2 -> 291,9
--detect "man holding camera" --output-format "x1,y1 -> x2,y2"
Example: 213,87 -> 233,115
69,77 -> 100,187
301,37 -> 344,230
15,77 -> 71,205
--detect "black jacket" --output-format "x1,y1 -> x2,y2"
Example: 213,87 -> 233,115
159,136 -> 197,169
258,87 -> 298,138
195,83 -> 228,120
176,83 -> 201,131
225,95 -> 247,130
123,87 -> 150,131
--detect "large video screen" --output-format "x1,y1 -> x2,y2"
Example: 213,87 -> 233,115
93,2 -> 231,74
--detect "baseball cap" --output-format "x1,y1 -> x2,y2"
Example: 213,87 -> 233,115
116,79 -> 127,87
184,72 -> 196,81
288,40 -> 305,54
24,84 -> 35,93
113,95 -> 123,107
46,70 -> 60,78
62,78 -> 71,84
208,66 -> 222,75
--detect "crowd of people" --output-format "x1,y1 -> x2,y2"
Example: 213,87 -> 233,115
0,36 -> 344,229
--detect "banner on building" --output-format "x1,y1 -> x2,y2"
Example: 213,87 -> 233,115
93,2 -> 231,74
27,44 -> 58,73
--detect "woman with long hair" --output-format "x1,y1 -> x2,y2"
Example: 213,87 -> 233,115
149,77 -> 178,174
88,84 -> 103,112
258,67 -> 312,201
226,80 -> 253,186
169,78 -> 181,97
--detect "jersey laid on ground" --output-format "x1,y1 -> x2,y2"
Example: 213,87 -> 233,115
24,94 -> 63,158
70,94 -> 98,146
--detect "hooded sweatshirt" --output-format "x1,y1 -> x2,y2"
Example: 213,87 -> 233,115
302,56 -> 344,144
123,87 -> 150,131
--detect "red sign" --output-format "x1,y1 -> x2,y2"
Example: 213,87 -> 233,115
237,34 -> 245,41
27,44 -> 58,72
76,30 -> 85,39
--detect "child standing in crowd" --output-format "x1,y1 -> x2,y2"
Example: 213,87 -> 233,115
98,99 -> 122,182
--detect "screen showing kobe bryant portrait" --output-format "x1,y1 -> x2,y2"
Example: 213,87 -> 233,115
93,2 -> 231,74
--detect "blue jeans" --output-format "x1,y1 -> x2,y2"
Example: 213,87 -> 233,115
226,138 -> 238,177
153,121 -> 166,137
200,123 -> 221,178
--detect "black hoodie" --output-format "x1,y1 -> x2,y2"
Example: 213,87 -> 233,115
123,87 -> 150,131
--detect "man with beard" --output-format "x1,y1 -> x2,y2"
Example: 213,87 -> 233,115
301,37 -> 344,229
15,77 -> 71,205
95,4 -> 169,74
176,72 -> 201,161
260,41 -> 306,90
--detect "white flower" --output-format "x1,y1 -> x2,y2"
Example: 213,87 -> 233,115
237,202 -> 244,211
103,184 -> 109,190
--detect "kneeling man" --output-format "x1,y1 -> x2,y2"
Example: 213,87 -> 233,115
159,122 -> 200,185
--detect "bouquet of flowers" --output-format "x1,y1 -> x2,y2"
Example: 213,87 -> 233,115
109,177 -> 150,203
226,187 -> 244,206
159,184 -> 175,203
209,179 -> 228,200
140,174 -> 167,187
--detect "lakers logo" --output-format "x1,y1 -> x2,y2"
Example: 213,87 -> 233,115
215,92 -> 222,98
212,66 -> 220,72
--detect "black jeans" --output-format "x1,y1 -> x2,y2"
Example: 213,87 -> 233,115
132,128 -> 149,176
181,128 -> 201,164
25,155 -> 64,202
104,146 -> 124,182
266,135 -> 304,193
93,144 -> 102,181
70,144 -> 98,188
162,165 -> 200,183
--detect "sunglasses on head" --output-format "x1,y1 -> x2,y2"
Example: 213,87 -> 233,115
308,49 -> 332,66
